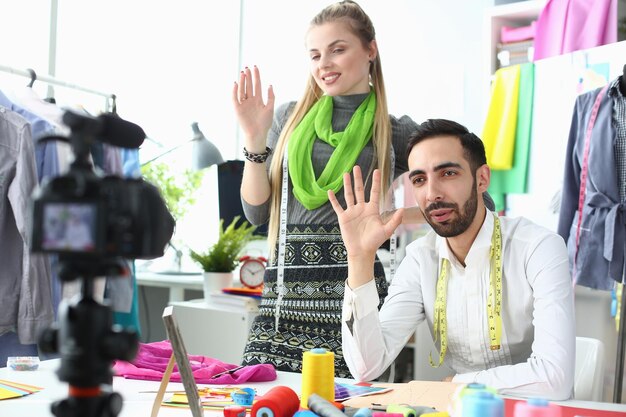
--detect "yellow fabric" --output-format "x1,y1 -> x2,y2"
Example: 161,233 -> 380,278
482,65 -> 521,170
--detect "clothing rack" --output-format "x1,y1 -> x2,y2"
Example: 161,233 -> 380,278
0,64 -> 116,113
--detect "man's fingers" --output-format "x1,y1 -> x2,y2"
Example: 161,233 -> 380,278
383,207 -> 404,235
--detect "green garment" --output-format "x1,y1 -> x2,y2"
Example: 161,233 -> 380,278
488,63 -> 535,211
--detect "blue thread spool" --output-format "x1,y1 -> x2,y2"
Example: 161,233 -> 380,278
354,408 -> 373,417
461,391 -> 503,417
514,398 -> 561,417
232,387 -> 255,406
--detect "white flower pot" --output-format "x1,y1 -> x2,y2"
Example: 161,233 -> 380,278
202,271 -> 233,299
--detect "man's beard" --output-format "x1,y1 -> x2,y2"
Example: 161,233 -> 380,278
421,182 -> 479,238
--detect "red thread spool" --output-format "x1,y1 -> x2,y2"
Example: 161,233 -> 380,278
252,386 -> 300,417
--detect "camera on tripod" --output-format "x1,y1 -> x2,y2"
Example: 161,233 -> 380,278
29,110 -> 175,270
28,110 -> 175,417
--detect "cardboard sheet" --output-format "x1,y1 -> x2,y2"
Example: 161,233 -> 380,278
342,381 -> 462,412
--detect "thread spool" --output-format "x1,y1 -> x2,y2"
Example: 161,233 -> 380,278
307,393 -> 347,417
450,383 -> 498,417
224,406 -> 247,417
514,398 -> 561,417
461,391 -> 503,417
387,404 -> 417,417
295,411 -> 320,417
353,408 -> 373,417
372,413 -> 404,417
251,386 -> 300,417
300,348 -> 335,408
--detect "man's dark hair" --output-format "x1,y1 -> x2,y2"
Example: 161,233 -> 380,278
406,119 -> 487,173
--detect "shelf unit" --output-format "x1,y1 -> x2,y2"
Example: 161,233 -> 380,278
482,0 -> 546,114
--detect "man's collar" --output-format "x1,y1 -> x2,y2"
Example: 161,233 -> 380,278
436,209 -> 494,265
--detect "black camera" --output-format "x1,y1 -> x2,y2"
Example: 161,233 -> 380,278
29,110 -> 174,264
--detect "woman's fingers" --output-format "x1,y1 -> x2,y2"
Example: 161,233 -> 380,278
353,165 -> 365,204
252,66 -> 262,98
369,169 -> 381,205
343,172 -> 355,207
243,67 -> 252,100
328,190 -> 344,215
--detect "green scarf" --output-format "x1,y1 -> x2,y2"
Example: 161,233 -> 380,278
288,91 -> 376,210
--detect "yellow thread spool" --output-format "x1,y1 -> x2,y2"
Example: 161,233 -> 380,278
300,348 -> 335,408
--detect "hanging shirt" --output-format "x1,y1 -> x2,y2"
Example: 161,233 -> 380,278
608,77 -> 626,202
342,211 -> 575,400
557,82 -> 625,289
0,89 -> 58,183
0,105 -> 54,343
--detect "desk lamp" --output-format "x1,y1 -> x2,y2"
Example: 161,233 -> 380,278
142,122 -> 224,272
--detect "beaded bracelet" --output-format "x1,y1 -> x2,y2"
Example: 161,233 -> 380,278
243,146 -> 272,163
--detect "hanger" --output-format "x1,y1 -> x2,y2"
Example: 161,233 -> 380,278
25,68 -> 36,88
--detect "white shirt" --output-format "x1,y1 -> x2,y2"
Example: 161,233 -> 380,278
342,211 -> 575,400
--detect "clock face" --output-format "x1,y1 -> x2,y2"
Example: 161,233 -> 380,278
240,259 -> 265,288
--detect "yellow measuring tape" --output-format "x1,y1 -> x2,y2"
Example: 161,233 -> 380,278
430,214 -> 503,367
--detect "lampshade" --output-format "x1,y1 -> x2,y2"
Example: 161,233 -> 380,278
191,122 -> 224,171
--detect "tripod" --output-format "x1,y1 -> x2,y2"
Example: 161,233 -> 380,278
39,258 -> 139,417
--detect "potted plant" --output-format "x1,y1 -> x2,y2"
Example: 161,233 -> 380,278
189,216 -> 258,296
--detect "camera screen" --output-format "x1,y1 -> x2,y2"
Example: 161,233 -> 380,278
41,203 -> 98,252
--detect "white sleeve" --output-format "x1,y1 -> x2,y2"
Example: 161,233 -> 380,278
342,252 -> 426,382
452,234 -> 575,401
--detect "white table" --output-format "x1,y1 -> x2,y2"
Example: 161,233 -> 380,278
1,360 -> 624,416
0,359 -> 302,417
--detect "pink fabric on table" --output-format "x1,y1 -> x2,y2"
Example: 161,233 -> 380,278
113,340 -> 277,384
533,0 -> 617,61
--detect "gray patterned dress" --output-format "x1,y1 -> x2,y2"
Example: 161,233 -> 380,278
241,93 -> 419,377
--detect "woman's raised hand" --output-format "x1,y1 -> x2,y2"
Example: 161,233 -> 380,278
232,66 -> 275,151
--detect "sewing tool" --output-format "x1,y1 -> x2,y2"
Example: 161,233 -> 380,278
251,385 -> 300,417
300,348 -> 335,408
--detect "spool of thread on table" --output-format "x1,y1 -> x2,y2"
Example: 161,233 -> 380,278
307,393 -> 347,417
513,398 -> 561,417
251,386 -> 300,417
461,391 -> 503,417
300,348 -> 335,408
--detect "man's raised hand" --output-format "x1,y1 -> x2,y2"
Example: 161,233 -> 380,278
328,166 -> 404,262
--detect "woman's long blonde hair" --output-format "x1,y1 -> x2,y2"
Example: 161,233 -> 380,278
266,0 -> 392,258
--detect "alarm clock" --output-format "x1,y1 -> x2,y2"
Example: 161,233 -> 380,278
239,255 -> 267,289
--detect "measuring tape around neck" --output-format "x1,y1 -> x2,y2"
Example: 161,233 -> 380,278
430,213 -> 503,367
